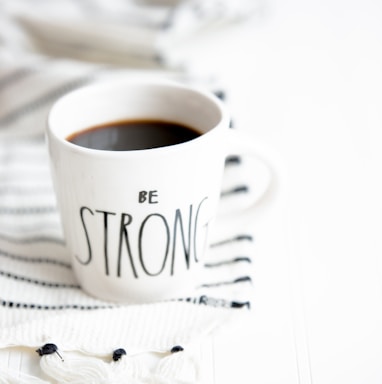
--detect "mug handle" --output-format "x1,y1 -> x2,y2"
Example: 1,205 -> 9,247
217,129 -> 278,217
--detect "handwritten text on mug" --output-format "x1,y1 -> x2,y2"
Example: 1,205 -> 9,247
75,196 -> 209,278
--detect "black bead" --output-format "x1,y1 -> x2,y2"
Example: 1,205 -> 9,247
36,343 -> 58,356
170,345 -> 184,353
113,348 -> 127,361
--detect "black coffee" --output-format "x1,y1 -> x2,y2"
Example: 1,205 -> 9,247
67,119 -> 201,151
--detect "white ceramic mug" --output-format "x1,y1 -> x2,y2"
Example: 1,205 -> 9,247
46,79 -> 270,303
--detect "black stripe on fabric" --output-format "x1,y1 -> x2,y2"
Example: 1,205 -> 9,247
0,168 -> 50,176
0,248 -> 70,268
1,296 -> 250,311
225,155 -> 241,165
161,7 -> 176,30
0,270 -> 80,289
204,256 -> 252,268
0,138 -> 46,152
230,301 -> 251,309
221,185 -> 249,197
0,151 -> 47,161
0,223 -> 62,235
209,234 -> 253,248
213,89 -> 226,101
178,295 -> 251,309
0,186 -> 53,195
199,275 -> 252,288
0,206 -> 56,214
0,68 -> 36,89
0,76 -> 94,126
0,300 -> 113,311
0,232 -> 65,245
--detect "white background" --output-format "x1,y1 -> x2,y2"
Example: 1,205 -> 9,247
187,0 -> 382,382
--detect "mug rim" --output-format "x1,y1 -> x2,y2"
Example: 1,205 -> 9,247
46,79 -> 230,157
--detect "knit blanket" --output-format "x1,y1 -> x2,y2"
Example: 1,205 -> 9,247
0,59 -> 271,383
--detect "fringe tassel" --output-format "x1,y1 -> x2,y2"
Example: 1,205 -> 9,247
40,353 -> 114,383
110,351 -> 150,383
38,345 -> 148,384
34,343 -> 199,383
151,346 -> 198,384
0,370 -> 50,384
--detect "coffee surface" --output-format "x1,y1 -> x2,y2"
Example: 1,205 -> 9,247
67,119 -> 201,151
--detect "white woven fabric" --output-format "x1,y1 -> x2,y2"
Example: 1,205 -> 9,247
0,0 -> 263,68
0,61 -> 263,382
0,3 -> 266,380
0,118 -> 256,349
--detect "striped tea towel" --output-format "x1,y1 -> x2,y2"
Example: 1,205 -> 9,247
0,0 -> 263,69
0,62 -> 269,383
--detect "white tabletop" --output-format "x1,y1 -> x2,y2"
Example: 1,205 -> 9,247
191,0 -> 382,382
